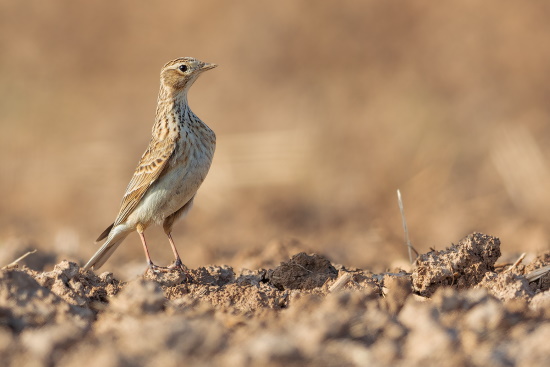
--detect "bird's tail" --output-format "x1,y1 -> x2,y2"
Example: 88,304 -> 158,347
83,228 -> 129,271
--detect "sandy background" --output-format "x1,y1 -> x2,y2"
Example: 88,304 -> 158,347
1,1 -> 550,276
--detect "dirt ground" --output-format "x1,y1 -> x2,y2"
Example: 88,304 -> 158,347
1,232 -> 548,367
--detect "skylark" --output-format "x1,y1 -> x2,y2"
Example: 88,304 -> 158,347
83,57 -> 217,272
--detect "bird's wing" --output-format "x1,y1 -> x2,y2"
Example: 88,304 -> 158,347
113,136 -> 177,226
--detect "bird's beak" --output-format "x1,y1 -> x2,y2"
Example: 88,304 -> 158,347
200,62 -> 217,71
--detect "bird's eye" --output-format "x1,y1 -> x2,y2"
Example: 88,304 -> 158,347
179,65 -> 188,72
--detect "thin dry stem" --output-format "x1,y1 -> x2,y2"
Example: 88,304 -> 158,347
504,252 -> 526,273
397,189 -> 419,264
329,272 -> 352,292
1,250 -> 37,270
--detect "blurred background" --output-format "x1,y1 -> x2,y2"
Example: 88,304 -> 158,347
1,0 -> 550,276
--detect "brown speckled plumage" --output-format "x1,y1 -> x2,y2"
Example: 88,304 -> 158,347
84,57 -> 217,272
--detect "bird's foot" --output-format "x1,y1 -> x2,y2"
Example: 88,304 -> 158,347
147,262 -> 165,273
168,258 -> 187,273
146,260 -> 186,273
143,260 -> 187,284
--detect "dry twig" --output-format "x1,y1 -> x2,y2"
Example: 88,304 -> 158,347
329,272 -> 352,292
504,252 -> 526,273
397,189 -> 419,264
1,250 -> 37,270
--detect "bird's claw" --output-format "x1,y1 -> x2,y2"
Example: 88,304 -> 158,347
146,260 -> 186,273
168,259 -> 187,272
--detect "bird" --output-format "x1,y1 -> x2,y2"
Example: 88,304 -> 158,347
83,57 -> 217,272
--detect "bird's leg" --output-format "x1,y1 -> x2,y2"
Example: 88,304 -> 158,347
166,233 -> 186,270
137,225 -> 159,271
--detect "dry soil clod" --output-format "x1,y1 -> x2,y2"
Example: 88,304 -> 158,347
411,232 -> 501,297
267,252 -> 338,290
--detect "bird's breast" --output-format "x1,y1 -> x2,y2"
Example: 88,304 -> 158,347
129,126 -> 215,227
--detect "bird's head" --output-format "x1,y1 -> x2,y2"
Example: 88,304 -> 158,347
160,57 -> 217,94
